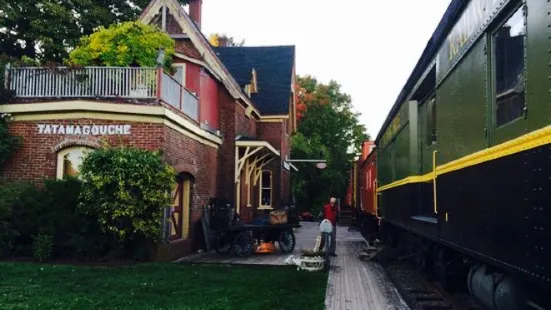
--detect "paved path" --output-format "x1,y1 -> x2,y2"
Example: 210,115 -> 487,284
324,225 -> 409,310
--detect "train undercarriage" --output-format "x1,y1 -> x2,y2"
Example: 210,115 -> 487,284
358,215 -> 550,310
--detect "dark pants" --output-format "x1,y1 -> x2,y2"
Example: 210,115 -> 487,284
329,224 -> 337,254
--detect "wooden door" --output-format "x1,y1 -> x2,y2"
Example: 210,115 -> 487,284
170,181 -> 183,241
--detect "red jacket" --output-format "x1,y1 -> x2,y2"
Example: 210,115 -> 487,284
323,203 -> 338,226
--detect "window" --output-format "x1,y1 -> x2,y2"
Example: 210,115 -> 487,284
171,64 -> 186,86
426,97 -> 437,146
259,170 -> 272,208
56,146 -> 92,179
494,6 -> 526,127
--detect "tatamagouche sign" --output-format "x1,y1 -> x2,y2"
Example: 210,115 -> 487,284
37,124 -> 132,135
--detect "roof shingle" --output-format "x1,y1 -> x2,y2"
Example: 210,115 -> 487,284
213,46 -> 295,115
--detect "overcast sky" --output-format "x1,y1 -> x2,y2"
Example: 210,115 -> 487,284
200,0 -> 452,138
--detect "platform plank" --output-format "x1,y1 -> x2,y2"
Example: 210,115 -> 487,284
176,222 -> 409,310
176,222 -> 319,266
324,227 -> 409,310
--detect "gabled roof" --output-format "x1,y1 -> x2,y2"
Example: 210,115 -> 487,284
213,46 -> 295,115
139,0 -> 262,118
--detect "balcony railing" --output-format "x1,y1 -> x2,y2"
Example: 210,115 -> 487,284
5,66 -> 199,121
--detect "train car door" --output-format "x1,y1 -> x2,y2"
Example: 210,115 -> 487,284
416,95 -> 440,234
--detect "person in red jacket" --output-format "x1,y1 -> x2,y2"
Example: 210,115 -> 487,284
323,197 -> 339,256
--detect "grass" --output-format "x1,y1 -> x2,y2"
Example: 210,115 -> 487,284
0,262 -> 328,310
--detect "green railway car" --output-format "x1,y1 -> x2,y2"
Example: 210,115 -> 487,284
374,0 -> 551,308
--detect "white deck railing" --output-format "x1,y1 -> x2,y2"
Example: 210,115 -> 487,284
6,66 -> 199,121
160,72 -> 198,121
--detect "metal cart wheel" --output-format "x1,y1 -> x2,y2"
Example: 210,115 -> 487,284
233,231 -> 254,257
278,230 -> 296,253
214,232 -> 233,255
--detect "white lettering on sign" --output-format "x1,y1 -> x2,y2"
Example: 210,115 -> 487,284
37,124 -> 132,135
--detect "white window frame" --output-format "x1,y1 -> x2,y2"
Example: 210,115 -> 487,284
56,146 -> 93,179
258,170 -> 273,210
171,63 -> 186,87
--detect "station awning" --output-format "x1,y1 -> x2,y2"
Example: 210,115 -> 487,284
235,136 -> 280,184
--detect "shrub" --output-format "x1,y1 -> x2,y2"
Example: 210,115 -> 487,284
39,177 -> 100,257
0,113 -> 21,168
3,177 -> 112,258
68,21 -> 175,70
7,183 -> 47,256
78,147 -> 175,249
0,183 -> 29,257
33,234 -> 53,262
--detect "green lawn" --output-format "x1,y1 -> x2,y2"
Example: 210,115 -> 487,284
0,262 -> 327,310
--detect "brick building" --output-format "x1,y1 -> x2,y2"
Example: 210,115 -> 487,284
0,0 -> 297,261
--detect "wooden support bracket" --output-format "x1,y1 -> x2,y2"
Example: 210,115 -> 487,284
235,146 -> 262,183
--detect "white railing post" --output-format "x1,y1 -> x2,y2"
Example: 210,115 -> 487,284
7,67 -> 159,99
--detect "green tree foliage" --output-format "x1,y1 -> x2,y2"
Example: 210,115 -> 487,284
0,0 -> 188,63
0,113 -> 20,169
78,147 -> 175,245
292,75 -> 368,211
68,21 -> 175,70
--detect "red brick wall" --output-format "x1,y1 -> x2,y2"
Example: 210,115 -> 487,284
2,119 -> 163,184
217,86 -> 236,202
257,120 -> 292,207
235,104 -> 256,137
217,90 -> 261,218
1,117 -> 219,260
161,125 -> 218,256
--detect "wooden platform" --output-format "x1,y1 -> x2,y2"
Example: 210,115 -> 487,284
325,227 -> 409,310
176,222 -> 320,266
176,222 -> 409,309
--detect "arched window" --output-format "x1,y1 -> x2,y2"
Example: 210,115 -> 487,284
56,146 -> 93,179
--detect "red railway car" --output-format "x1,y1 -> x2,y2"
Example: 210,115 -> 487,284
347,141 -> 379,240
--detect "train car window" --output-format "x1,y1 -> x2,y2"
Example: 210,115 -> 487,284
426,97 -> 437,146
493,6 -> 526,127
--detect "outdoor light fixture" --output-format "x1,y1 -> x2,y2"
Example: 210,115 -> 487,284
284,155 -> 327,169
156,48 -> 166,67
316,162 -> 327,169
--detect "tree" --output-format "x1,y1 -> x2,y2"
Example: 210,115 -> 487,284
291,75 -> 368,211
78,147 -> 175,246
208,33 -> 245,47
0,113 -> 20,170
0,0 -> 188,63
68,21 -> 175,70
